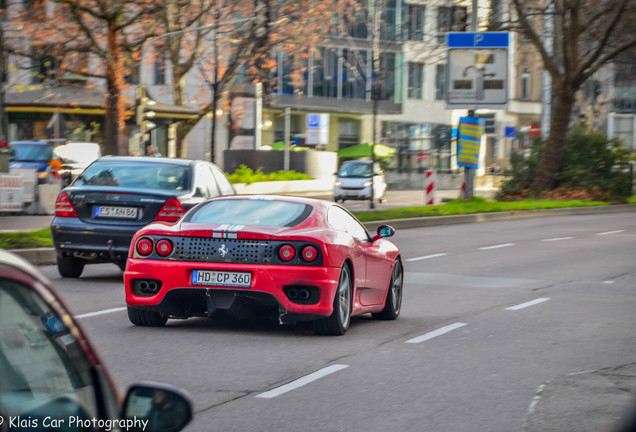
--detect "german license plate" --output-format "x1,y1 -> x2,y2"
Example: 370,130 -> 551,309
95,206 -> 138,219
191,270 -> 252,287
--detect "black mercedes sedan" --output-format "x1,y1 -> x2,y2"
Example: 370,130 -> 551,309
51,156 -> 236,278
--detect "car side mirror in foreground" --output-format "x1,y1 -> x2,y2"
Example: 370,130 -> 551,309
371,224 -> 395,241
123,382 -> 193,432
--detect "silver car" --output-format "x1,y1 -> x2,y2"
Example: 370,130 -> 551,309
334,160 -> 387,203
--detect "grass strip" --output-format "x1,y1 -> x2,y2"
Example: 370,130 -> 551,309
352,197 -> 608,222
0,228 -> 53,249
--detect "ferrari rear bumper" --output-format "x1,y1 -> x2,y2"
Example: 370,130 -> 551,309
124,260 -> 341,321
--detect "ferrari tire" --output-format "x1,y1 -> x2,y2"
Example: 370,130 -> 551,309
314,263 -> 352,336
127,307 -> 168,327
57,256 -> 85,279
117,261 -> 127,272
372,258 -> 403,320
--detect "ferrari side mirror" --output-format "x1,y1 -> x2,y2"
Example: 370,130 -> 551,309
371,224 -> 395,241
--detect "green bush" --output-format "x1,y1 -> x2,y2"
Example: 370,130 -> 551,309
497,125 -> 632,201
226,164 -> 310,185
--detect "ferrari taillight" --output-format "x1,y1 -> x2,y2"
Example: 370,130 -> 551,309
301,245 -> 318,262
155,198 -> 186,222
55,192 -> 78,217
136,238 -> 153,256
155,239 -> 173,257
278,244 -> 295,262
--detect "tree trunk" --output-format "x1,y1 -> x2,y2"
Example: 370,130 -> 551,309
104,22 -> 126,156
103,78 -> 120,156
531,82 -> 576,192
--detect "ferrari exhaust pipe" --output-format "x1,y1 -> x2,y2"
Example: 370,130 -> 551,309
298,289 -> 310,300
287,289 -> 298,300
136,279 -> 161,295
147,281 -> 159,293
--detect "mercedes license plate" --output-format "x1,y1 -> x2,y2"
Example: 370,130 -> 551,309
191,270 -> 252,288
95,206 -> 138,219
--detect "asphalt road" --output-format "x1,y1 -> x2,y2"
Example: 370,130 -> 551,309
32,212 -> 636,432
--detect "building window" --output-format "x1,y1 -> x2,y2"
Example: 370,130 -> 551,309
276,51 -> 302,95
154,53 -> 166,86
342,49 -> 368,100
344,6 -> 368,38
311,47 -> 338,98
30,55 -> 58,84
521,67 -> 531,100
381,0 -> 398,41
404,4 -> 425,41
435,64 -> 446,100
379,52 -> 396,101
407,62 -> 424,99
437,6 -> 467,43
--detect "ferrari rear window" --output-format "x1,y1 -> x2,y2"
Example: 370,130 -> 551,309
186,199 -> 312,227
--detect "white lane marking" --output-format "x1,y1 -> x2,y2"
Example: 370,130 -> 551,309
75,307 -> 127,319
528,384 -> 546,415
406,253 -> 448,262
405,322 -> 467,344
603,280 -> 615,284
255,364 -> 349,399
541,236 -> 574,242
505,298 -> 550,311
596,230 -> 625,236
479,243 -> 516,250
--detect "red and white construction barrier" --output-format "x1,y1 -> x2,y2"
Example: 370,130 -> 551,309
424,169 -> 436,205
0,174 -> 24,212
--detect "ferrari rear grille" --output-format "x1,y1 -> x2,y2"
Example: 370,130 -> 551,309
173,237 -> 275,264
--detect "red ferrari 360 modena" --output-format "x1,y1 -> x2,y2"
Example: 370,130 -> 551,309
124,195 -> 402,335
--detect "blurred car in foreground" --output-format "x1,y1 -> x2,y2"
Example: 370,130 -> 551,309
124,195 -> 402,335
8,140 -> 56,184
334,160 -> 387,203
53,142 -> 102,186
0,248 -> 193,432
51,156 -> 235,278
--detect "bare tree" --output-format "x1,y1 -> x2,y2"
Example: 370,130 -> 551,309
510,0 -> 636,192
11,0 -> 164,156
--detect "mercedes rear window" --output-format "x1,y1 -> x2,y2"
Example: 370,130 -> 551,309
186,199 -> 312,227
74,162 -> 190,191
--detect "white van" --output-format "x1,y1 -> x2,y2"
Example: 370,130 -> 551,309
53,142 -> 101,185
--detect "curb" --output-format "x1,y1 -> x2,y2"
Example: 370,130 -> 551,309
11,203 -> 636,267
13,247 -> 57,266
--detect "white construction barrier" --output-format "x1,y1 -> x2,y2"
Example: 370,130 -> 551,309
38,183 -> 61,215
0,174 -> 24,213
9,168 -> 38,207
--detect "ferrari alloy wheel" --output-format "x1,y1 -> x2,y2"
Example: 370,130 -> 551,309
372,258 -> 403,320
127,306 -> 168,327
314,263 -> 352,335
57,256 -> 85,279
